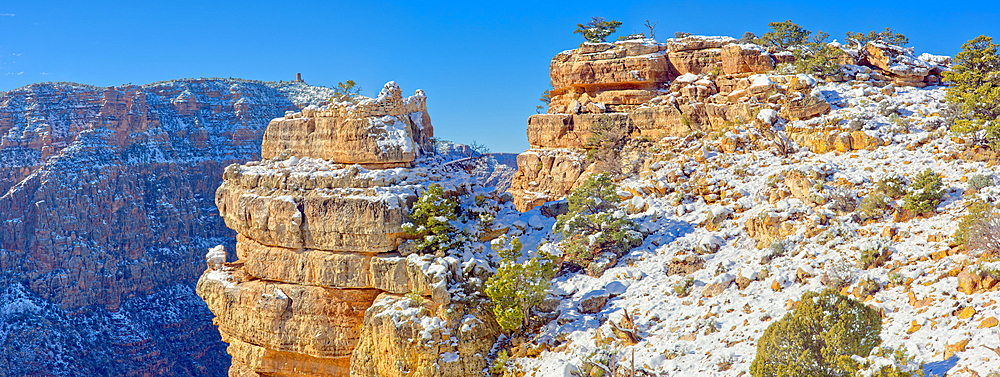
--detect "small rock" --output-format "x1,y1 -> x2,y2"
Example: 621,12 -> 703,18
882,225 -> 897,239
958,270 -> 981,295
771,280 -> 782,292
979,317 -> 999,329
605,281 -> 628,295
586,252 -> 617,277
958,306 -> 976,320
527,214 -> 545,230
580,290 -> 610,314
735,275 -> 752,290
667,256 -> 705,276
702,283 -> 726,297
945,339 -> 970,359
982,275 -> 998,290
537,295 -> 560,313
540,200 -> 568,218
795,267 -> 814,284
906,320 -> 921,334
398,240 -> 419,256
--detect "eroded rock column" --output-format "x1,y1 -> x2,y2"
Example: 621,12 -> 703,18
197,82 -> 499,377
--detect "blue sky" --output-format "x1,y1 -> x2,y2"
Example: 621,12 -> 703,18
1,1 -> 997,152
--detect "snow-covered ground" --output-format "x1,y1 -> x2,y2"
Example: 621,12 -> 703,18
490,80 -> 1000,376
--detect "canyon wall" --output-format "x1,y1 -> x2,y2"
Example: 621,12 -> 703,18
197,82 -> 500,377
0,78 -> 333,376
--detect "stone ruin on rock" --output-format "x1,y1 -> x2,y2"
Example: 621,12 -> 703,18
507,35 -> 950,212
196,82 -> 501,377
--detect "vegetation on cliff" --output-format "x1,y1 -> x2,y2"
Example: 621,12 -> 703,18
943,35 -> 1000,148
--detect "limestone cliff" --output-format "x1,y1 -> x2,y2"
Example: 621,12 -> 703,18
508,36 -> 949,211
197,82 -> 501,377
0,78 -> 334,376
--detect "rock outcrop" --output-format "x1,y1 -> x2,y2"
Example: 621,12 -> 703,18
197,82 -> 500,377
861,42 -> 938,87
508,36 -> 832,211
0,78 -> 334,376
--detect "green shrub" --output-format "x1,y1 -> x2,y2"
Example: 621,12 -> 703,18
842,346 -> 923,377
555,174 -> 642,267
943,35 -> 1000,149
793,39 -> 848,76
329,80 -> 362,104
754,20 -> 844,76
955,199 -> 993,247
859,192 -> 891,220
856,278 -> 882,297
674,277 -> 695,297
761,240 -> 787,264
875,175 -> 907,199
538,87 -> 552,114
967,174 -> 994,193
574,17 -> 622,43
484,236 -> 555,332
887,272 -> 905,286
755,20 -> 812,50
402,183 -> 464,255
750,289 -> 882,377
845,28 -> 909,48
859,240 -> 890,269
584,117 -> 628,176
902,169 -> 944,215
827,188 -> 858,214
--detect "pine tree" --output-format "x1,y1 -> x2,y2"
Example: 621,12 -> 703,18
943,35 -> 1000,148
751,289 -> 882,377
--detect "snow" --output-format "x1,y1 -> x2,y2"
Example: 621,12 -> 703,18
756,109 -> 778,125
676,73 -> 699,84
206,245 -> 226,267
509,75 -> 1000,376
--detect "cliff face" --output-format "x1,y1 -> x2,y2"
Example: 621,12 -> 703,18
197,82 -> 500,377
508,36 -> 947,211
0,78 -> 334,376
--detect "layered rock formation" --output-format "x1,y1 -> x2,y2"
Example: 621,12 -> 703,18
508,35 -> 948,211
0,78 -> 334,376
197,82 -> 500,377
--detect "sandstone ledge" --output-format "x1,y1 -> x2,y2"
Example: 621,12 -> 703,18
260,82 -> 433,165
351,293 -> 500,377
197,272 -> 379,358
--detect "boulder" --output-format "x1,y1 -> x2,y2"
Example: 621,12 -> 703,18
580,289 -> 611,314
261,82 -> 432,166
666,35 -> 737,52
197,274 -> 378,359
508,149 -> 589,212
668,49 -> 723,75
721,44 -> 775,74
350,294 -> 501,377
864,42 -> 933,87
550,40 -> 671,89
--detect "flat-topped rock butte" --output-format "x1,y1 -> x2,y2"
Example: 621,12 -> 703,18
197,82 -> 501,377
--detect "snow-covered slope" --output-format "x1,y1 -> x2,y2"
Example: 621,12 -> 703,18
498,80 -> 1000,376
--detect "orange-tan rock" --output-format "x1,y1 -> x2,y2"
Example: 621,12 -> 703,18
508,36 -> 837,211
863,42 -> 933,87
198,82 -> 500,377
721,44 -> 775,74
260,82 -> 433,166
351,294 -> 501,376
